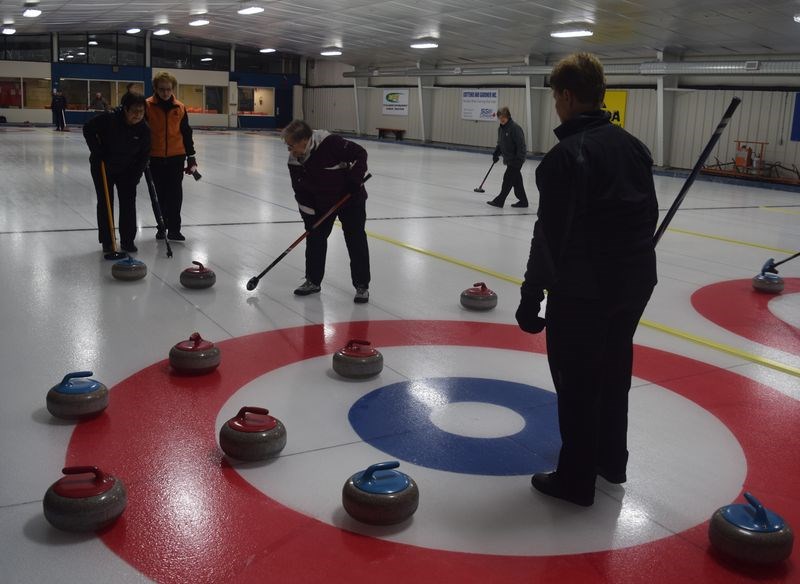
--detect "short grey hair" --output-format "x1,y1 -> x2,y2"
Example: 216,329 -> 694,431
282,119 -> 313,143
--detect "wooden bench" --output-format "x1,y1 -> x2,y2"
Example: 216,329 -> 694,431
377,127 -> 405,140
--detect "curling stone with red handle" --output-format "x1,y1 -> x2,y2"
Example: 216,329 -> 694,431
111,256 -> 147,281
342,461 -> 419,525
709,492 -> 794,564
180,261 -> 216,289
460,282 -> 498,310
46,371 -> 109,419
169,332 -> 221,374
333,339 -> 383,379
43,466 -> 127,532
219,406 -> 287,461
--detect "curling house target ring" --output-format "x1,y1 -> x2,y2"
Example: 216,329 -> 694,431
65,320 -> 800,583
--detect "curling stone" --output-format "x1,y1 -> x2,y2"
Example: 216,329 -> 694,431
342,461 -> 419,525
332,339 -> 383,379
46,371 -> 109,420
43,466 -> 127,532
169,332 -> 221,375
709,492 -> 794,564
111,256 -> 147,281
752,272 -> 784,294
180,260 -> 216,289
219,406 -> 287,461
460,282 -> 498,310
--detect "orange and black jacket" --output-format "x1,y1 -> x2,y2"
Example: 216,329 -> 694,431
145,95 -> 195,160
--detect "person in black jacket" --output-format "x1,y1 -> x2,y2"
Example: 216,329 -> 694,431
83,92 -> 151,253
50,89 -> 67,131
283,119 -> 371,303
487,107 -> 528,208
515,53 -> 658,506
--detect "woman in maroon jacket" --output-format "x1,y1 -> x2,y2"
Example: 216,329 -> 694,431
282,119 -> 371,303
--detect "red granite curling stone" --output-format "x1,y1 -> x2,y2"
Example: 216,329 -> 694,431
332,339 -> 383,379
180,260 -> 216,289
111,256 -> 147,281
460,282 -> 498,310
43,466 -> 127,532
219,406 -> 287,461
169,332 -> 221,374
46,371 -> 109,420
752,272 -> 784,294
709,492 -> 794,564
342,461 -> 419,525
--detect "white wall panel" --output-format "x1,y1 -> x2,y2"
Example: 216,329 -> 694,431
304,87 -> 357,133
670,89 -> 800,172
362,87 -> 422,139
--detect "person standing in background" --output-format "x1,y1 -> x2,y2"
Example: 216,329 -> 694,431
91,92 -> 108,111
145,72 -> 197,241
51,89 -> 67,131
486,106 -> 529,208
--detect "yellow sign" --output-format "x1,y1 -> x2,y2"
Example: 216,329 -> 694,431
602,90 -> 627,127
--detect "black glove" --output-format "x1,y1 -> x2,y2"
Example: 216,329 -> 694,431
515,290 -> 546,334
492,154 -> 500,164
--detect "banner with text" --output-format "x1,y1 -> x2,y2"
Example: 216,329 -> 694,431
382,89 -> 409,116
602,90 -> 628,128
462,89 -> 498,121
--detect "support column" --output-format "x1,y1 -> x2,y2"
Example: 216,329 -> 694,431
656,50 -> 678,167
417,77 -> 433,142
352,77 -> 368,136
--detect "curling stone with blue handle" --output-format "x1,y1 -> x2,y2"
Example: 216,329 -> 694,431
46,371 -> 109,419
460,282 -> 498,310
43,466 -> 127,532
111,256 -> 147,281
709,492 -> 794,564
333,339 -> 383,379
752,272 -> 784,294
169,332 -> 221,375
342,461 -> 419,525
180,260 -> 216,289
219,406 -> 287,461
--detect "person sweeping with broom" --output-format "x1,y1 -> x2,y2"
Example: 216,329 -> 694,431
83,92 -> 150,255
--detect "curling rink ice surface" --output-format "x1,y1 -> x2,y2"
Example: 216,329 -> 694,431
0,126 -> 798,584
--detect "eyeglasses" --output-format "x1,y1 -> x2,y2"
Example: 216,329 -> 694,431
156,86 -> 173,92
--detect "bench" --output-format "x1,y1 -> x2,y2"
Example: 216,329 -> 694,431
377,127 -> 405,140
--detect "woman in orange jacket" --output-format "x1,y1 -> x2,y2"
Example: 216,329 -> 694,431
145,72 -> 197,241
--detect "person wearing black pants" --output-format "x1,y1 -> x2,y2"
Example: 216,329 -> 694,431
514,53 -> 658,507
147,156 -> 185,235
283,119 -> 371,304
487,106 -> 528,208
83,92 -> 151,253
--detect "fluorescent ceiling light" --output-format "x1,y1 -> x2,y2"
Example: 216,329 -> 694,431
153,28 -> 170,36
23,8 -> 42,17
201,57 -> 212,61
410,37 -> 438,49
66,54 -> 74,59
88,40 -> 98,45
2,27 -> 16,35
77,52 -> 85,55
260,48 -> 276,53
794,14 -> 800,23
237,5 -> 264,15
189,19 -> 209,26
126,28 -> 141,34
550,29 -> 593,38
320,47 -> 342,56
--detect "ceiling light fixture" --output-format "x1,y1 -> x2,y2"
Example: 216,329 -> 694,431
794,14 -> 800,23
237,3 -> 264,15
23,8 -> 42,18
2,27 -> 16,35
260,48 -> 276,53
153,28 -> 170,36
88,40 -> 98,45
550,28 -> 593,38
410,37 -> 438,49
201,57 -> 213,61
126,28 -> 141,34
189,19 -> 209,26
320,46 -> 342,56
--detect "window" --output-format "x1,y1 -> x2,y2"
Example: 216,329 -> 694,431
114,81 -> 144,104
151,38 -> 191,69
58,34 -> 88,63
59,79 -> 89,110
3,34 -> 50,62
24,78 -> 51,108
0,78 -> 22,108
89,80 -> 113,110
191,43 -> 229,71
235,47 -> 299,75
238,86 -> 274,115
88,34 -> 117,65
177,83 -> 204,112
204,86 -> 227,114
177,84 -> 227,114
117,34 -> 145,67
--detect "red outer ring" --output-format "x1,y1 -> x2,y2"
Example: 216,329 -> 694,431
66,320 -> 799,584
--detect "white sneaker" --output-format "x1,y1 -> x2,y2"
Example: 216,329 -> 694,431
354,287 -> 369,304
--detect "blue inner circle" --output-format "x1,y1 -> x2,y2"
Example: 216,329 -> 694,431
348,377 -> 560,475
